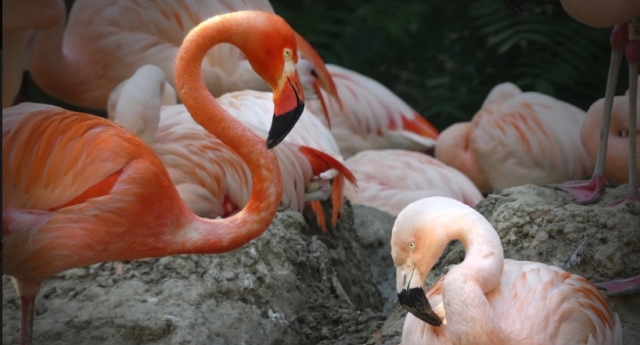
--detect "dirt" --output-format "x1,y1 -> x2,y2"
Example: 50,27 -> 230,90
3,184 -> 639,345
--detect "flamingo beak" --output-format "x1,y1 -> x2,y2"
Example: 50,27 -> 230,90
396,266 -> 442,327
267,69 -> 305,149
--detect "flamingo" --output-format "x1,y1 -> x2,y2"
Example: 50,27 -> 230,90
108,65 -> 356,231
580,75 -> 640,188
299,62 -> 440,158
392,197 -> 623,345
435,82 -> 594,193
2,0 -> 65,108
26,0 -> 338,113
3,11 -> 306,345
342,149 -> 482,216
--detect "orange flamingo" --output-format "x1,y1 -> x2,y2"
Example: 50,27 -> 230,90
435,82 -> 593,193
342,149 -> 482,216
108,65 -> 356,231
299,62 -> 440,158
393,197 -> 623,345
3,11 -> 306,345
27,0 -> 337,113
2,0 -> 65,107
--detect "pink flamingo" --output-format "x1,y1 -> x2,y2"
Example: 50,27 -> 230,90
342,149 -> 483,216
3,11 -> 306,345
580,75 -> 640,188
301,63 -> 440,158
392,197 -> 623,345
435,82 -> 593,193
26,0 -> 338,113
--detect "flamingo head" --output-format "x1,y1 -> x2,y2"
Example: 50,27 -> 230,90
234,11 -> 306,148
391,198 -> 459,327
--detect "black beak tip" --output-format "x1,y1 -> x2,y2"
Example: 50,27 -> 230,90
266,102 -> 305,149
398,288 -> 443,327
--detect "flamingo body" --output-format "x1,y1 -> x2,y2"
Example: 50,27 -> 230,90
342,150 -> 482,216
304,63 -> 439,158
436,82 -> 593,193
3,104 -> 191,286
559,0 -> 640,28
581,77 -> 640,186
2,0 -> 65,107
393,197 -> 623,345
28,0 -> 334,110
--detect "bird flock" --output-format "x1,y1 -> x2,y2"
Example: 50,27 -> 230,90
2,0 -> 639,344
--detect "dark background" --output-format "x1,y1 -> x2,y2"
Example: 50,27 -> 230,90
26,0 -> 627,131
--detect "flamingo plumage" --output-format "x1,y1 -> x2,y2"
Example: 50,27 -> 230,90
3,11 -> 306,345
2,0 -> 65,108
301,63 -> 439,158
580,75 -> 640,188
108,65 -> 356,231
435,82 -> 593,193
27,0 -> 337,112
342,149 -> 483,216
393,197 -> 623,345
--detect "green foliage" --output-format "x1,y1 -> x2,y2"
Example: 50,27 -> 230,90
273,0 -> 628,130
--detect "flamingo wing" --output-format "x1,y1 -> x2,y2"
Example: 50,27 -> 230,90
3,103 -> 145,211
305,64 -> 439,157
155,104 -> 252,218
402,260 -> 622,345
343,150 -> 483,216
470,82 -> 594,191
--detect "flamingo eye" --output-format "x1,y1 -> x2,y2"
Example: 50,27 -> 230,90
283,49 -> 292,58
408,242 -> 415,250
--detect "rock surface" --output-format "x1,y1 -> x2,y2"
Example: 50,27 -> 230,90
3,184 -> 639,344
3,208 -> 383,345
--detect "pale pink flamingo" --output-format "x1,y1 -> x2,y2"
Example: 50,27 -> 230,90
3,11 -> 306,345
108,65 -> 356,231
300,63 -> 440,158
435,82 -> 593,193
27,0 -> 338,114
342,149 -> 482,216
580,75 -> 640,187
392,197 -> 623,345
2,0 -> 65,107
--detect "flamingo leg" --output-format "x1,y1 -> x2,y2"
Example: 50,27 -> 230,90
595,274 -> 640,296
20,295 -> 36,345
114,262 -> 124,275
609,28 -> 640,206
559,24 -> 628,204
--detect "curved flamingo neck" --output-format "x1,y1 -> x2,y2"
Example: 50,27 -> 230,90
173,12 -> 282,254
442,212 -> 504,293
439,212 -> 507,343
28,13 -> 97,108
